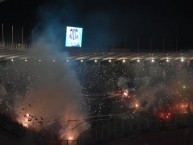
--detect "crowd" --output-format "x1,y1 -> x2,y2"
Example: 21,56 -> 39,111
0,59 -> 192,143
73,60 -> 193,123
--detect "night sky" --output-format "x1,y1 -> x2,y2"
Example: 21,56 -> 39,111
0,0 -> 193,52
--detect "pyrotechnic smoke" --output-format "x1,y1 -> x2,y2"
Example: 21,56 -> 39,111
1,34 -> 89,139
125,62 -> 193,114
8,36 -> 89,139
102,62 -> 193,117
117,77 -> 130,89
0,1 -> 90,140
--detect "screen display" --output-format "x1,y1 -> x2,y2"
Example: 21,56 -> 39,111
65,26 -> 83,47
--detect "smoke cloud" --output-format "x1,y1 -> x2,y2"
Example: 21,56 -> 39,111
122,62 -> 193,114
0,0 -> 90,140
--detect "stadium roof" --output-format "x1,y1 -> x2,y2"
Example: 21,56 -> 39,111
0,47 -> 192,61
67,52 -> 193,61
0,48 -> 27,60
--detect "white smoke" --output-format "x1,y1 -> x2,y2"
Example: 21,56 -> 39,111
0,13 -> 90,139
0,83 -> 7,102
117,77 -> 130,89
9,35 -> 90,139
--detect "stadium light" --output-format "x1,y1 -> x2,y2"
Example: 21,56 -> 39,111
166,59 -> 169,62
181,57 -> 184,62
81,59 -> 84,62
94,59 -> 97,63
122,59 -> 126,63
11,59 -> 14,62
137,59 -> 140,62
151,59 -> 154,62
109,59 -> 112,63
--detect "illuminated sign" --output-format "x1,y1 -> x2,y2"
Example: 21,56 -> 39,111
65,26 -> 83,47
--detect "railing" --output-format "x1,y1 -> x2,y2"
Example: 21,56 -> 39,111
49,140 -> 78,145
77,114 -> 193,145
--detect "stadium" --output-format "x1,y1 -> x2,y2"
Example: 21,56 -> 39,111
0,41 -> 193,145
1,1 -> 193,144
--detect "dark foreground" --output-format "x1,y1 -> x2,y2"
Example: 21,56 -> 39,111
104,128 -> 193,145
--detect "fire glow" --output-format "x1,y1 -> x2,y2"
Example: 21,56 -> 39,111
19,113 -> 31,128
157,111 -> 172,122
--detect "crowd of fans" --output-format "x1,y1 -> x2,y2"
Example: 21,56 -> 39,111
0,59 -> 192,144
74,60 -> 183,94
74,61 -> 180,115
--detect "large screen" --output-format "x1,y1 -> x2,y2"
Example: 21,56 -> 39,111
65,26 -> 83,47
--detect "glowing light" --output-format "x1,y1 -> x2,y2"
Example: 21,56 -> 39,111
157,111 -> 172,122
66,59 -> 69,62
178,102 -> 188,114
26,113 -> 29,117
25,59 -> 27,62
81,59 -> 84,62
109,59 -> 112,63
121,89 -> 131,98
11,59 -> 14,62
53,59 -> 55,62
122,59 -> 126,63
137,59 -> 140,62
23,123 -> 28,128
181,58 -> 184,62
68,136 -> 73,141
38,59 -> 42,62
135,103 -> 139,108
94,59 -> 97,63
166,59 -> 169,62
123,92 -> 128,97
151,59 -> 154,62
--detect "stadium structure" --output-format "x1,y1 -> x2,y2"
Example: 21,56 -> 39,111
0,42 -> 192,62
1,42 -> 193,145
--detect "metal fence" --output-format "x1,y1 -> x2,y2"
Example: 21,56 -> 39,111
50,140 -> 78,145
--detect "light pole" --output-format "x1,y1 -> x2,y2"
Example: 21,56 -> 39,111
163,37 -> 165,52
1,24 -> 4,45
22,26 -> 23,45
149,38 -> 152,52
11,25 -> 13,46
176,37 -> 178,52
